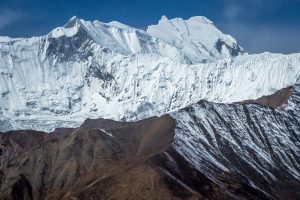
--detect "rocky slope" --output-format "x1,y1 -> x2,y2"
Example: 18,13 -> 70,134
1,16 -> 300,132
171,84 -> 300,199
0,85 -> 299,200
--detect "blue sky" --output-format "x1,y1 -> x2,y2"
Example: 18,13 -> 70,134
0,0 -> 299,54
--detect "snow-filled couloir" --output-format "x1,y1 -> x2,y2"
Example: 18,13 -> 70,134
0,16 -> 299,131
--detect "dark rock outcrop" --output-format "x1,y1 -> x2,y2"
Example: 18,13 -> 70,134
239,86 -> 293,109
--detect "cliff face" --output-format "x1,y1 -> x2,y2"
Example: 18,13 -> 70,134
0,85 -> 299,200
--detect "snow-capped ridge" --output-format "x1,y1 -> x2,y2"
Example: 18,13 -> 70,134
0,36 -> 14,43
1,16 -> 299,132
44,16 -> 184,57
188,16 -> 213,24
43,15 -> 244,63
158,15 -> 213,25
50,16 -> 84,38
64,16 -> 82,28
0,15 -> 245,65
107,21 -> 131,29
147,15 -> 245,63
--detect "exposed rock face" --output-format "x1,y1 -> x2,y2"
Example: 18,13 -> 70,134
240,86 -> 293,109
0,86 -> 299,200
0,130 -> 48,167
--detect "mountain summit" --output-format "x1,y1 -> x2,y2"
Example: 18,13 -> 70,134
147,16 -> 245,63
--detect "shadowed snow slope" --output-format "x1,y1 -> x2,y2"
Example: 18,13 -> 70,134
0,16 -> 299,131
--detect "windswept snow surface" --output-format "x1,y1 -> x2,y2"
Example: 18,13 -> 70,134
0,16 -> 299,131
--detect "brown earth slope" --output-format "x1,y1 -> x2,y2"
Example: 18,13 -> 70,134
239,86 -> 292,108
0,116 -> 183,200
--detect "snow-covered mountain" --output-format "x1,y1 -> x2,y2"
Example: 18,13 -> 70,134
0,16 -> 299,132
147,15 -> 245,63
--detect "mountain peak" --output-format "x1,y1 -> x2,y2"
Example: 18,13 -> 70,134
160,15 -> 169,23
64,16 -> 82,28
49,16 -> 85,38
147,15 -> 244,63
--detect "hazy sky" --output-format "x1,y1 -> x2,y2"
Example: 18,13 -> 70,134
0,0 -> 299,54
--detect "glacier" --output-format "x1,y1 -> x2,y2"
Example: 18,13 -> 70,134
0,16 -> 300,132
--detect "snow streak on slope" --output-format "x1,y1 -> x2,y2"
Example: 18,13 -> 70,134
172,85 -> 300,198
0,16 -> 299,131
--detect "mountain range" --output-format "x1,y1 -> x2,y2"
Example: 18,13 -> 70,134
0,16 -> 299,200
0,16 -> 299,132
